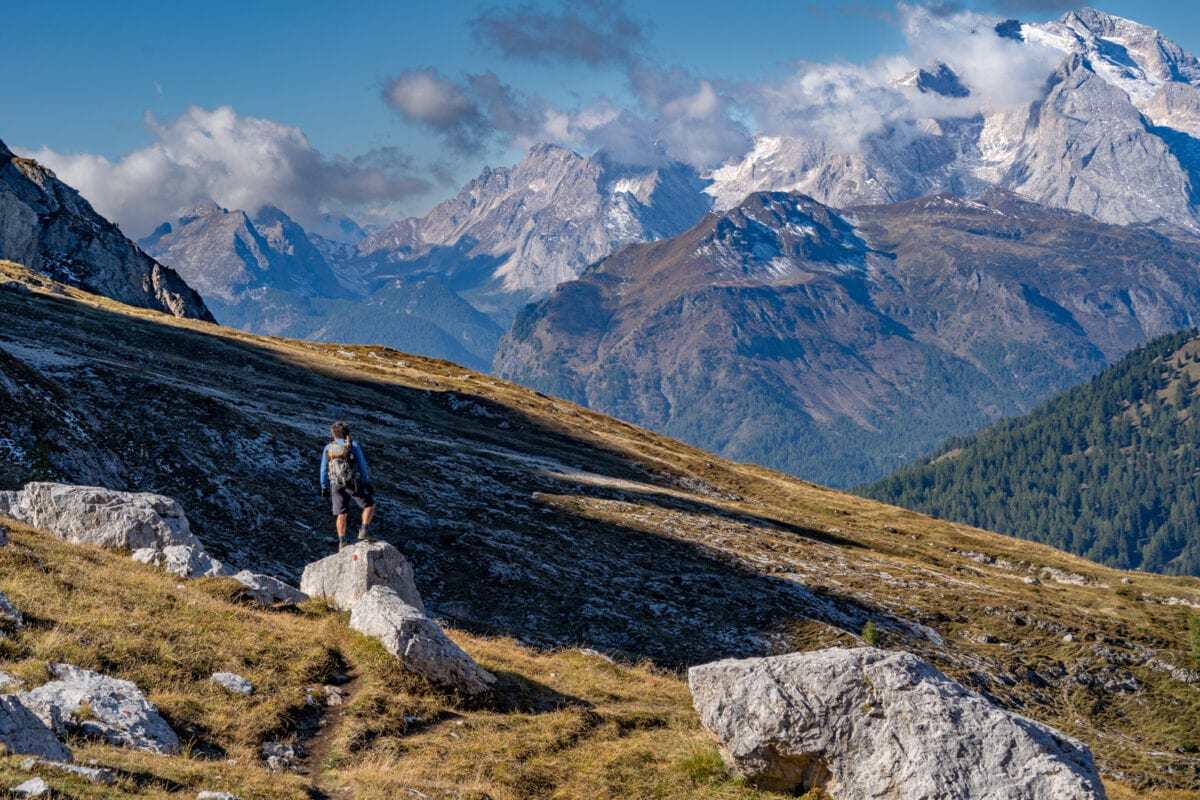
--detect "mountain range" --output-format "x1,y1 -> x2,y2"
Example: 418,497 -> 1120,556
496,188 -> 1200,487
136,146 -> 711,371
116,8 -> 1200,490
706,9 -> 1200,232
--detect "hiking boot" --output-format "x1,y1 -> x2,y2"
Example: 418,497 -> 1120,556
337,537 -> 347,552
357,528 -> 370,542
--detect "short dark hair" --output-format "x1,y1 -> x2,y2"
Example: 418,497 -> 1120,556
330,421 -> 350,440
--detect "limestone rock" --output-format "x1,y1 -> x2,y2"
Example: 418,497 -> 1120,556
25,759 -> 115,785
0,672 -> 26,691
0,590 -> 25,631
0,521 -> 8,546
21,663 -> 181,755
211,673 -> 253,696
197,792 -> 241,800
9,777 -> 50,797
132,544 -> 233,578
300,541 -> 425,613
350,586 -> 494,696
262,741 -> 297,772
231,570 -> 309,606
9,483 -> 199,551
0,696 -> 73,762
688,647 -> 1105,798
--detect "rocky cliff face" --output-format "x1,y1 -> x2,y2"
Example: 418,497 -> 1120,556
496,189 -> 1200,487
139,203 -> 348,305
706,10 -> 1200,232
359,144 -> 713,300
0,138 -> 211,321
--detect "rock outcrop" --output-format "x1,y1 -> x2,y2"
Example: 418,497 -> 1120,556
349,586 -> 495,696
231,570 -> 310,606
300,541 -> 425,613
3,482 -> 199,551
0,696 -> 73,762
688,647 -> 1106,799
0,138 -> 211,320
20,663 -> 181,755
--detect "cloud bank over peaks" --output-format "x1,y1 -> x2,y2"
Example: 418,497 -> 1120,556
384,60 -> 752,170
23,106 -> 430,240
742,5 -> 1063,152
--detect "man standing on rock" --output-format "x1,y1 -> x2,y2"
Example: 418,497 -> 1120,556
319,421 -> 375,551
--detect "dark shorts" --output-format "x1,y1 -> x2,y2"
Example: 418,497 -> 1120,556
331,480 -> 375,516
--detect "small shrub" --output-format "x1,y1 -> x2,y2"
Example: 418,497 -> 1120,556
1189,614 -> 1200,664
862,620 -> 880,646
678,744 -> 729,785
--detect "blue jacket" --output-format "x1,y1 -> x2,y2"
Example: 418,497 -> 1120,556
320,439 -> 371,489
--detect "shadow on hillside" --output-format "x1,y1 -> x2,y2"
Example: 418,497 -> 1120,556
5,285 -> 887,668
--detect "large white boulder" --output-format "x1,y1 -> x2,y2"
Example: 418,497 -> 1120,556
300,541 -> 424,613
689,647 -> 1106,799
350,586 -> 494,696
20,663 -> 181,755
5,483 -> 198,551
0,696 -> 73,762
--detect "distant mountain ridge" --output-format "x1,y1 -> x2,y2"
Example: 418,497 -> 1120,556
496,189 -> 1200,487
706,9 -> 1200,232
861,327 -> 1200,576
359,144 -> 713,300
0,137 -> 211,321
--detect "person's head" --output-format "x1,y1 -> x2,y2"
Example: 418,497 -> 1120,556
330,421 -> 350,441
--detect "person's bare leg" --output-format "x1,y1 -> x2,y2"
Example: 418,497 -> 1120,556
361,505 -> 375,527
336,513 -> 348,548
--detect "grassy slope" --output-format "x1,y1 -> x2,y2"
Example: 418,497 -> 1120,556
1,260 -> 1199,796
0,522 -> 777,800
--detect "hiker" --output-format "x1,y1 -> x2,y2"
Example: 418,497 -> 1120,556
319,421 -> 375,550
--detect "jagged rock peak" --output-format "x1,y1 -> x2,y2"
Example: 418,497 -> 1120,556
894,63 -> 971,97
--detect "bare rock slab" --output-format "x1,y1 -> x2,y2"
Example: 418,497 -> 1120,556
301,541 -> 425,613
689,647 -> 1106,799
0,696 -> 73,762
8,482 -> 198,550
21,663 -> 181,755
350,586 -> 494,696
231,570 -> 309,606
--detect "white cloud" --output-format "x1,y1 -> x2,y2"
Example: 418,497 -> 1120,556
732,4 -> 1064,154
24,106 -> 429,239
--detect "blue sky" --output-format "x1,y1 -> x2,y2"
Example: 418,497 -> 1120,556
5,1 -> 1199,237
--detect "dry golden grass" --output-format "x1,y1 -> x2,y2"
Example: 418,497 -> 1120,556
0,523 -> 791,799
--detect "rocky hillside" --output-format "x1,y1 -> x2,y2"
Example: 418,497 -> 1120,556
707,9 -> 1200,233
495,189 -> 1200,488
1,260 -> 1200,792
861,327 -> 1200,576
0,139 -> 211,321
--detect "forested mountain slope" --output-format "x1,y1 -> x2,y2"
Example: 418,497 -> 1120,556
861,328 -> 1200,575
